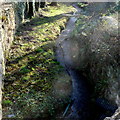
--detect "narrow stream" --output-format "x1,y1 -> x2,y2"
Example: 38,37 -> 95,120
56,4 -> 94,120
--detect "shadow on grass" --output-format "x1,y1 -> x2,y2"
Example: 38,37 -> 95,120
5,12 -> 68,83
7,12 -> 71,65
30,11 -> 72,26
16,12 -> 72,34
6,42 -> 56,65
5,42 -> 60,84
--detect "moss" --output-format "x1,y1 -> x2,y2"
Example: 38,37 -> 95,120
3,3 -> 74,119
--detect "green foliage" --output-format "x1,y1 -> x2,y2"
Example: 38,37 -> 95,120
104,2 -> 120,16
77,2 -> 88,8
2,100 -> 12,106
114,2 -> 120,11
19,66 -> 31,74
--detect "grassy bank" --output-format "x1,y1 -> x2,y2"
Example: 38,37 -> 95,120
3,4 -> 75,119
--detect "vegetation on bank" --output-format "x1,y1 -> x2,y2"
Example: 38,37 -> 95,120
72,3 -> 119,100
3,4 -> 75,119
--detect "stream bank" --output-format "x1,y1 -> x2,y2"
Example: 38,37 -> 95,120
56,3 -> 119,120
2,4 -> 75,119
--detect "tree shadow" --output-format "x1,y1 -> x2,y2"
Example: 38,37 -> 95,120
16,12 -> 73,35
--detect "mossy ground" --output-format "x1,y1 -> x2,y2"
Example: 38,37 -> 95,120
3,4 -> 75,119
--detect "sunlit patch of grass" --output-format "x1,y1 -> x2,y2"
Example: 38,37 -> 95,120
42,3 -> 75,17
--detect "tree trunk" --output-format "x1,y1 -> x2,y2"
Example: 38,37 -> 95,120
40,2 -> 46,8
28,2 -> 34,19
35,2 -> 39,11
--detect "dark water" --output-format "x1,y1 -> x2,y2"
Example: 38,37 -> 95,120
63,69 -> 118,120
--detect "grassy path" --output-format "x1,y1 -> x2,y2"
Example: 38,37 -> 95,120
3,4 -> 75,119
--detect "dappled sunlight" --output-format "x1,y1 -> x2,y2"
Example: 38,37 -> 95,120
3,3 -> 75,119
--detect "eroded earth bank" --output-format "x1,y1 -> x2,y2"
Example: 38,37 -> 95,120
56,2 -> 120,120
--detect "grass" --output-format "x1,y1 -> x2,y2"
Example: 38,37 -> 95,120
3,3 -> 75,119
